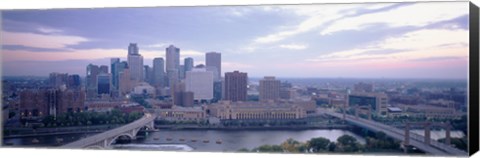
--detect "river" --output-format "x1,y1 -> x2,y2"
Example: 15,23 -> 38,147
3,129 -> 464,152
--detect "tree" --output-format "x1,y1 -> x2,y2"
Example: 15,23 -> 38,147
254,145 -> 283,152
336,135 -> 363,153
281,138 -> 302,152
308,137 -> 331,152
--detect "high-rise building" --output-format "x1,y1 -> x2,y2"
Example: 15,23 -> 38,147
224,71 -> 248,102
119,67 -> 132,97
144,65 -> 153,84
99,65 -> 108,74
166,45 -> 180,88
49,72 -> 68,88
179,65 -> 185,79
67,74 -> 81,89
213,81 -> 222,102
153,58 -> 165,87
86,64 -> 100,99
166,45 -> 180,72
127,43 -> 144,82
185,68 -> 214,101
97,73 -> 111,95
206,52 -> 221,81
111,58 -> 121,91
259,76 -> 281,102
184,57 -> 194,72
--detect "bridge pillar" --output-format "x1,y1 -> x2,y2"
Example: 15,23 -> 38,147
445,123 -> 451,145
367,106 -> 372,120
355,107 -> 359,119
424,122 -> 431,145
404,123 -> 410,146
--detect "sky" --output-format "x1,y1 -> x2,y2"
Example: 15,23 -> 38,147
0,2 -> 470,79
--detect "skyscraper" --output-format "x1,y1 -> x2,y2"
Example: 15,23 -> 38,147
153,57 -> 165,87
224,71 -> 248,102
185,68 -> 214,101
259,76 -> 281,102
111,58 -> 120,91
184,57 -> 194,72
49,72 -> 68,88
86,64 -> 100,99
144,65 -> 153,84
206,52 -> 221,81
127,43 -> 144,82
179,65 -> 185,79
97,73 -> 111,95
99,65 -> 108,74
166,45 -> 180,87
67,74 -> 81,89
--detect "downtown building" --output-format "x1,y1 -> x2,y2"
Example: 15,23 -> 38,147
207,100 -> 309,120
347,92 -> 388,116
185,67 -> 214,102
166,45 -> 180,89
19,88 -> 86,119
153,57 -> 166,88
259,76 -> 281,102
224,71 -> 248,102
127,43 -> 144,83
205,52 -> 221,81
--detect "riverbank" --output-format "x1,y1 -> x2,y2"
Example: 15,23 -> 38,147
154,124 -> 353,130
3,124 -> 123,138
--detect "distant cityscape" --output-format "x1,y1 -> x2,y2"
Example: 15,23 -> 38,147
1,2 -> 470,155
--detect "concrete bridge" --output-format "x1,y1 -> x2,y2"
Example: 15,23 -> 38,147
62,113 -> 156,149
317,108 -> 467,156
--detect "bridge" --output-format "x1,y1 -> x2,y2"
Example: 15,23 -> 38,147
317,108 -> 467,156
62,113 -> 156,149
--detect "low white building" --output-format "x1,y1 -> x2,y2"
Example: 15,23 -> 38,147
185,68 -> 213,101
133,82 -> 156,96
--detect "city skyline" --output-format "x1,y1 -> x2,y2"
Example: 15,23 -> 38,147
1,2 -> 469,79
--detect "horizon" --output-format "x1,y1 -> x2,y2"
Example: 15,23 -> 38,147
1,2 -> 470,79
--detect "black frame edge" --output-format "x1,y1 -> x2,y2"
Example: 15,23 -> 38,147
469,1 -> 480,156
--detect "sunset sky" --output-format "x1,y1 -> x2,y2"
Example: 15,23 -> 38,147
1,2 -> 469,78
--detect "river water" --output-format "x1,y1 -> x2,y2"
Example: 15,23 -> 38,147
3,129 -> 464,152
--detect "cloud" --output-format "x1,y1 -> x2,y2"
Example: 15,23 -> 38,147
279,44 -> 307,50
37,27 -> 63,34
2,44 -> 72,52
320,2 -> 468,35
145,43 -> 170,48
222,62 -> 254,70
2,31 -> 89,49
308,28 -> 468,63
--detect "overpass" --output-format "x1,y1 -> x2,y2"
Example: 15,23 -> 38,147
62,113 -> 156,149
317,108 -> 467,156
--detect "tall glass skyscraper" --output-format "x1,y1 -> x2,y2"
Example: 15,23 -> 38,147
166,45 -> 180,87
127,43 -> 144,82
206,52 -> 221,81
153,57 -> 165,87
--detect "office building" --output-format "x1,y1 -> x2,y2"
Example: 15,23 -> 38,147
86,64 -> 100,99
19,88 -> 85,119
97,73 -> 111,95
259,76 -> 281,102
224,71 -> 248,102
127,43 -> 144,82
67,74 -> 81,89
153,57 -> 165,87
49,72 -> 68,88
185,68 -> 214,101
348,92 -> 388,116
184,57 -> 194,72
144,65 -> 153,84
206,52 -> 221,81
